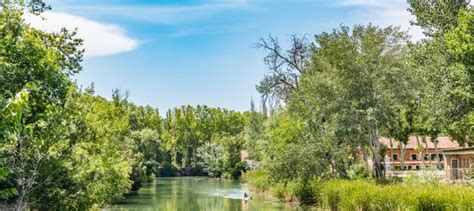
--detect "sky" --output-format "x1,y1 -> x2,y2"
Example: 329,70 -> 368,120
25,0 -> 425,112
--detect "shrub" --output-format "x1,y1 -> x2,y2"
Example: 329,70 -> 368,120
285,179 -> 317,205
245,171 -> 474,209
319,179 -> 474,210
243,169 -> 271,192
157,163 -> 177,177
348,163 -> 370,179
403,170 -> 442,185
271,182 -> 287,200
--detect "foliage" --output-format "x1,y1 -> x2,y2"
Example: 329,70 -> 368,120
245,2 -> 474,208
161,105 -> 246,170
320,179 -> 474,210
0,167 -> 17,201
403,171 -> 443,185
218,135 -> 246,179
347,163 -> 371,179
268,141 -> 328,183
444,8 -> 474,143
130,128 -> 163,177
243,100 -> 266,160
0,1 -> 84,208
196,143 -> 223,177
0,0 -> 473,209
408,0 -> 470,36
242,169 -> 271,192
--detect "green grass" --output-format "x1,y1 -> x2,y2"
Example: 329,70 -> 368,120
244,170 -> 474,210
320,179 -> 474,210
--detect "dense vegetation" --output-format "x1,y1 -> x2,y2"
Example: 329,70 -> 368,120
244,0 -> 473,206
0,1 -> 249,209
0,0 -> 472,209
245,170 -> 474,210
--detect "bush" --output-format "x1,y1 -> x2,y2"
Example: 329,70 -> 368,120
286,179 -> 317,205
245,170 -> 474,209
157,163 -> 177,177
403,171 -> 442,185
347,163 -> 370,179
243,169 -> 271,192
272,182 -> 287,200
319,179 -> 474,210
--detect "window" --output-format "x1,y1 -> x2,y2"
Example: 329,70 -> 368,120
463,158 -> 470,168
392,154 -> 399,161
423,154 -> 429,161
415,165 -> 420,170
431,154 -> 440,161
411,154 -> 418,161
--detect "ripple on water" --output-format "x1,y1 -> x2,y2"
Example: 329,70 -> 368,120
205,187 -> 250,200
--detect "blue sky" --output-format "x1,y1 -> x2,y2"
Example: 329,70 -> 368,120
27,0 -> 423,112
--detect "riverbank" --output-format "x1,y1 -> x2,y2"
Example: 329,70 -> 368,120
243,170 -> 474,210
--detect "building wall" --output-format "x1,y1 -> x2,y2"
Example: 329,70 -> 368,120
445,154 -> 474,180
385,148 -> 444,170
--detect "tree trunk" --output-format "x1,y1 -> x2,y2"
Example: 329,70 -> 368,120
422,136 -> 431,168
400,143 -> 406,171
14,134 -> 28,211
389,138 -> 394,174
351,140 -> 359,164
15,192 -> 27,211
431,138 -> 441,169
361,144 -> 369,170
183,147 -> 190,168
369,126 -> 383,179
416,135 -> 423,168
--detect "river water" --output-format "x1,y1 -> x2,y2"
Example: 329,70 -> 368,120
106,177 -> 308,211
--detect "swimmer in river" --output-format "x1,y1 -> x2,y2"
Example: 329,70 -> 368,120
244,192 -> 252,201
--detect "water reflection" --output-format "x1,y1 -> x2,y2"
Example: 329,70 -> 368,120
106,177 -> 307,211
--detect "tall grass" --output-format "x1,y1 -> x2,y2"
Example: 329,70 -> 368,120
244,170 -> 474,210
242,169 -> 271,192
320,179 -> 474,210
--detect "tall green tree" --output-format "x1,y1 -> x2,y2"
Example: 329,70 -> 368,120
0,1 -> 84,208
299,25 -> 412,178
408,2 -> 472,146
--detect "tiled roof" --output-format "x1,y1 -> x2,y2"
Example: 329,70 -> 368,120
443,147 -> 474,154
379,136 -> 460,149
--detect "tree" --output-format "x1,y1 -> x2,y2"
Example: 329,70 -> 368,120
243,99 -> 266,161
0,1 -> 84,208
255,35 -> 310,104
299,25 -> 412,178
444,8 -> 474,144
408,0 -> 470,36
130,128 -> 162,177
408,2 -> 472,146
218,135 -> 246,179
196,143 -> 223,177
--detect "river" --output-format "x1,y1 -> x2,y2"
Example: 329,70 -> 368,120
106,177 -> 309,211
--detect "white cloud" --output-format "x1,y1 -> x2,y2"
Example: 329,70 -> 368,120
333,0 -> 424,40
335,0 -> 386,7
360,5 -> 425,40
54,2 -> 257,25
24,11 -> 139,58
